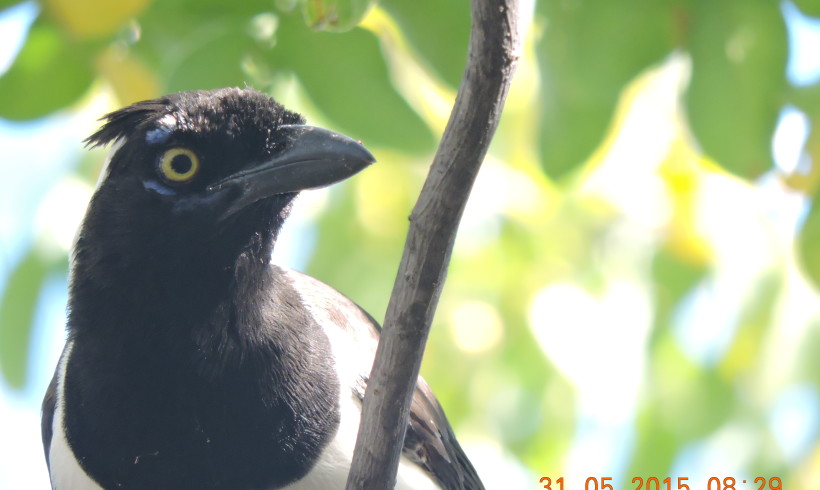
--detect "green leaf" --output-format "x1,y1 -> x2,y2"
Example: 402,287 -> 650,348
719,271 -> 781,375
0,19 -> 94,120
686,0 -> 788,178
301,0 -> 375,32
130,3 -> 432,151
797,325 -> 820,388
381,0 -> 469,88
536,0 -> 676,179
164,26 -> 254,92
798,195 -> 820,290
128,0 -> 274,92
0,0 -> 26,12
792,0 -> 820,18
143,0 -> 275,20
628,409 -> 680,478
0,250 -> 50,389
273,12 -> 434,152
628,335 -> 736,478
788,81 -> 820,116
650,247 -> 709,340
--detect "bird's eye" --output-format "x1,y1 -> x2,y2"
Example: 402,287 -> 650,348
158,148 -> 200,183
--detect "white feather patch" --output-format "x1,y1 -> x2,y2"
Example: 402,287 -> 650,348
285,270 -> 441,490
92,137 -> 125,193
48,341 -> 103,489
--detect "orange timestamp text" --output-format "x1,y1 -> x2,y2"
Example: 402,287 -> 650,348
539,476 -> 783,490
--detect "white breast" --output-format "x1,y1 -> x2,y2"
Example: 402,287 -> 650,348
48,341 -> 103,490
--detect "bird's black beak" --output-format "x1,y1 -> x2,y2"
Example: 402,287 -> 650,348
208,125 -> 375,218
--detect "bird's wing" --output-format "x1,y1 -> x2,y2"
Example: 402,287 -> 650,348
403,382 -> 485,490
282,267 -> 484,490
42,367 -> 58,466
350,376 -> 484,490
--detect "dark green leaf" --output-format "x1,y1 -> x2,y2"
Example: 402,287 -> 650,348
536,0 -> 676,179
686,0 -> 788,178
273,12 -> 434,152
0,249 -> 50,389
381,0 -> 469,88
0,19 -> 94,120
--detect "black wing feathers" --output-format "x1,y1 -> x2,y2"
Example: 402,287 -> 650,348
351,376 -> 483,490
405,383 -> 484,490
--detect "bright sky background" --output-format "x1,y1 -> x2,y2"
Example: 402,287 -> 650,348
1,1 -> 820,489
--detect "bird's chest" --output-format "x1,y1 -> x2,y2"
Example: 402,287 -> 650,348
56,334 -> 341,490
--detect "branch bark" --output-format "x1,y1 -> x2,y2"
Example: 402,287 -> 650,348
345,0 -> 520,488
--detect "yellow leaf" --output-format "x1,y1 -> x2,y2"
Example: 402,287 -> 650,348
659,138 -> 715,265
96,46 -> 160,105
354,153 -> 416,237
795,443 -> 820,490
44,0 -> 152,40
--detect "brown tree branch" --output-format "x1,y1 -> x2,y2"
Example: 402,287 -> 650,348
345,0 -> 521,488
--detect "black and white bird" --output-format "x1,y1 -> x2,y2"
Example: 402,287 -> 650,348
41,88 -> 483,489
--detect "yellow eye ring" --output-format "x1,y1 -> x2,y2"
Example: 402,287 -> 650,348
158,148 -> 200,183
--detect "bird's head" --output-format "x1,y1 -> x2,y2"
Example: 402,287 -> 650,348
75,88 -> 373,279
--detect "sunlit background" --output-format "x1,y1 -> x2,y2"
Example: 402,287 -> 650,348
1,0 -> 820,488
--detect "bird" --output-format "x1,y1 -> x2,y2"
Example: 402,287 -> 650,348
41,87 -> 484,490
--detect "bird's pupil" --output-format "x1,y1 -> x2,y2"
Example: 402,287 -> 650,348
171,154 -> 192,175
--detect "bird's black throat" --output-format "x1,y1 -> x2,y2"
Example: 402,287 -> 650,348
68,178 -> 296,335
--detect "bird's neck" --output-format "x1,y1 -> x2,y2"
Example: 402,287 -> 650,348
66,221 -> 277,346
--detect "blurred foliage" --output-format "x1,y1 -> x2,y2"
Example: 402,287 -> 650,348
0,248 -> 65,388
2,0 -> 820,488
687,0 -> 787,178
300,0 -> 376,32
536,0 -> 676,178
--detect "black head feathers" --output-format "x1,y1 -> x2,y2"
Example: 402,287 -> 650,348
84,88 -> 305,154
